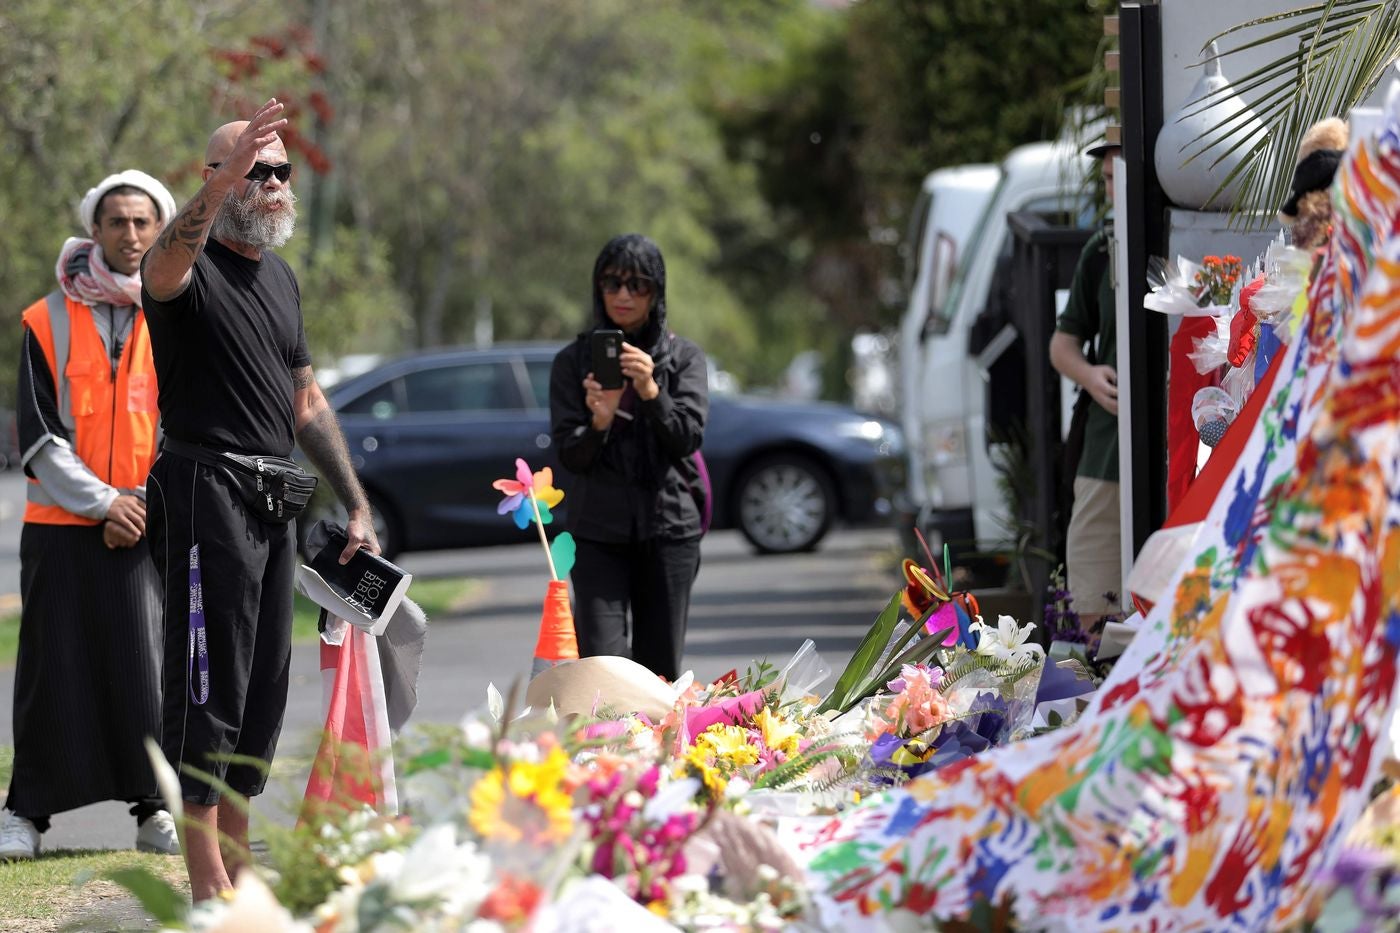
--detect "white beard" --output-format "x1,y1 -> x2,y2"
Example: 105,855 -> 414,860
212,188 -> 297,250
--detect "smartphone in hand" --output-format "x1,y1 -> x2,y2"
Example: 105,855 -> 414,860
590,329 -> 625,390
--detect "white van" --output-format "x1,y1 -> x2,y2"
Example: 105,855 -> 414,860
898,164 -> 999,513
903,141 -> 1091,568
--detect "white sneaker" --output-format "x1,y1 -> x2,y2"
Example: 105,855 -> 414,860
0,811 -> 40,861
135,809 -> 180,855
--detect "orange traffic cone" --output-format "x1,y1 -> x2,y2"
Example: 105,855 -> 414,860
531,579 -> 579,676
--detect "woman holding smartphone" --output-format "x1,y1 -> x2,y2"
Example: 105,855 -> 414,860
549,234 -> 709,680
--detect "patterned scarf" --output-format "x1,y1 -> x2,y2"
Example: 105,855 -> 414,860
54,237 -> 143,307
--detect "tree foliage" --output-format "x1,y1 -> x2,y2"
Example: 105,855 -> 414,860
712,0 -> 1107,340
0,0 -> 1109,409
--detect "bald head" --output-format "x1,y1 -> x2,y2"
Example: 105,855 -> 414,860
204,121 -> 288,167
205,121 -> 247,164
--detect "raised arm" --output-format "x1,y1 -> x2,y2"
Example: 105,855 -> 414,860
291,365 -> 379,562
142,100 -> 289,301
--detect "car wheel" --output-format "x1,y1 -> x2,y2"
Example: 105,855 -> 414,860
299,489 -> 402,562
735,454 -> 836,554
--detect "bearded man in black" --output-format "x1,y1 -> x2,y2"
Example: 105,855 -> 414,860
140,99 -> 378,902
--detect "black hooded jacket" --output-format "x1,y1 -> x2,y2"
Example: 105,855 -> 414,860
549,245 -> 708,543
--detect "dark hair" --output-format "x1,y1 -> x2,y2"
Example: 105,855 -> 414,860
590,233 -> 668,347
94,185 -> 161,226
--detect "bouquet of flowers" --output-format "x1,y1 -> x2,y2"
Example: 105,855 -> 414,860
1146,255 -> 1233,316
1193,254 -> 1243,306
859,613 -> 1046,781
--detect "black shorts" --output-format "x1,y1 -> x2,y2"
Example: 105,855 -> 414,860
147,452 -> 295,804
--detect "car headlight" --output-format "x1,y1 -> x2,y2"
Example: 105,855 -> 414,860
837,420 -> 889,442
836,419 -> 904,457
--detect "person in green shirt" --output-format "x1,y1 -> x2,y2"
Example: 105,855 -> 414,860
1050,142 -> 1121,625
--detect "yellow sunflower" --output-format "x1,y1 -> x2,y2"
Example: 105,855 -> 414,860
468,747 -> 574,845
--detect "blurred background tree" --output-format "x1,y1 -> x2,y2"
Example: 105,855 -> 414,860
0,0 -> 1103,407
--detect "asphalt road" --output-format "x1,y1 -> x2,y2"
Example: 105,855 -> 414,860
0,467 -> 901,851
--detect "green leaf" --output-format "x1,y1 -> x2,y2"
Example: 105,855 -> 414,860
460,747 -> 497,771
818,593 -> 903,713
105,867 -> 188,926
405,747 -> 454,774
854,625 -> 953,706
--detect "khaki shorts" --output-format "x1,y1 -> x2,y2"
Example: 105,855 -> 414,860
1066,477 -> 1122,615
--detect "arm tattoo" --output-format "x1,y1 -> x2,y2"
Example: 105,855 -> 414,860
292,365 -> 313,390
153,190 -> 219,263
297,407 -> 369,514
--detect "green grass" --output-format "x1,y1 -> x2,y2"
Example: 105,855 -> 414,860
0,744 -> 11,790
0,849 -> 187,930
0,577 -> 482,669
0,616 -> 14,673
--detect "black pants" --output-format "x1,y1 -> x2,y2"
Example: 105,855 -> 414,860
571,536 -> 701,681
147,453 -> 295,805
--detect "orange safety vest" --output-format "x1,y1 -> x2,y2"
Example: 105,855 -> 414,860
21,291 -> 159,525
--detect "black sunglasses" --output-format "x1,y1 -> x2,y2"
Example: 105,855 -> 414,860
207,161 -> 293,183
598,274 -> 655,298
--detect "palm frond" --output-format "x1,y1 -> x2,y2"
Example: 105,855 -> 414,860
810,763 -> 905,797
1191,0 -> 1400,226
752,745 -> 854,790
938,653 -> 1042,694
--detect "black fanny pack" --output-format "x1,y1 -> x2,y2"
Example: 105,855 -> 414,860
163,437 -> 318,523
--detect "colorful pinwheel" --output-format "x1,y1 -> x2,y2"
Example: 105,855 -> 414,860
492,458 -> 573,581
493,458 -> 564,530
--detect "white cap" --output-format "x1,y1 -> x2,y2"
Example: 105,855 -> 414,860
77,170 -> 177,235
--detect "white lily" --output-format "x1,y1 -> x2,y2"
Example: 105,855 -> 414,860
973,614 -> 1045,665
387,824 -> 493,916
643,776 -> 701,823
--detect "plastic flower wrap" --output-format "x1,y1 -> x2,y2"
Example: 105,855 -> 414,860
1188,314 -> 1233,373
1192,386 -> 1238,448
1145,255 -> 1232,316
1249,238 -> 1314,333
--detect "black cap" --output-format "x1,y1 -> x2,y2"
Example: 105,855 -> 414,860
1085,141 -> 1121,160
1279,148 -> 1343,218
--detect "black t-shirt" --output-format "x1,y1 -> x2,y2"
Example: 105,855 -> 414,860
141,239 -> 310,457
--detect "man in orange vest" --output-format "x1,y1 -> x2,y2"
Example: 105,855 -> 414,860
0,171 -> 181,861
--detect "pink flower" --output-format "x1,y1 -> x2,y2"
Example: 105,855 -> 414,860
871,664 -> 952,738
886,663 -> 944,694
580,720 -> 630,742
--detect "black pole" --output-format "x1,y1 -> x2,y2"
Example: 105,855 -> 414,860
1118,3 -> 1169,557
